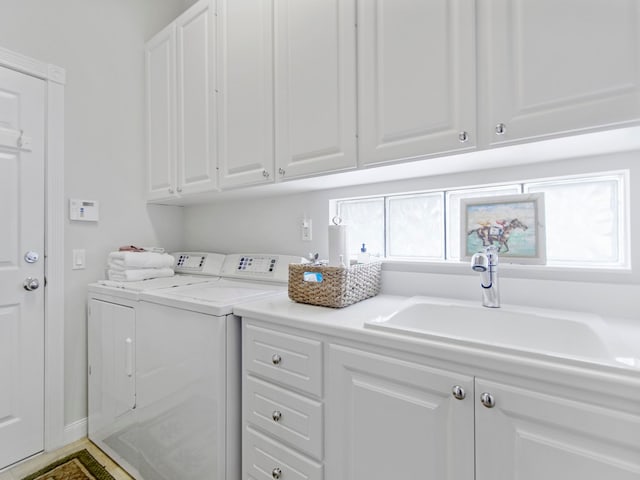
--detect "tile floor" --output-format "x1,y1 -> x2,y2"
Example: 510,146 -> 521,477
0,439 -> 134,480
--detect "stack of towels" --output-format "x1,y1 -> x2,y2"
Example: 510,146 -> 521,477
107,251 -> 175,282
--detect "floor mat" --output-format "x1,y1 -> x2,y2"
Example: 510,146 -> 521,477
20,449 -> 116,480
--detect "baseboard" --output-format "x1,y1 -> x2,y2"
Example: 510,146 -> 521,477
61,417 -> 88,446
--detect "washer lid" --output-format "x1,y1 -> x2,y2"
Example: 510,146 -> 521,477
96,274 -> 217,292
139,278 -> 286,315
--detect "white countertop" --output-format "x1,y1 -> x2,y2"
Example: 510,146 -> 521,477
234,294 -> 640,393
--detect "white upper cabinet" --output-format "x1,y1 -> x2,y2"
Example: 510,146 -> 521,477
217,0 -> 275,189
478,0 -> 640,147
176,0 -> 217,195
274,0 -> 357,180
357,0 -> 477,167
145,0 -> 216,201
145,23 -> 176,200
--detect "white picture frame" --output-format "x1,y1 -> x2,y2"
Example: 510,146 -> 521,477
460,193 -> 546,264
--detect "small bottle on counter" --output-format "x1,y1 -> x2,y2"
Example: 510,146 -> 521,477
357,243 -> 371,264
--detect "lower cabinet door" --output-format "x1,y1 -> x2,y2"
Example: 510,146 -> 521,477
245,426 -> 323,480
326,344 -> 475,480
475,378 -> 640,480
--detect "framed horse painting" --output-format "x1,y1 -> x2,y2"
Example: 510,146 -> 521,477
460,193 -> 546,264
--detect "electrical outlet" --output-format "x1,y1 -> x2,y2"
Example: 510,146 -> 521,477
302,218 -> 312,241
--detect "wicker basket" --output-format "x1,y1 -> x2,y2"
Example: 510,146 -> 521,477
288,262 -> 382,308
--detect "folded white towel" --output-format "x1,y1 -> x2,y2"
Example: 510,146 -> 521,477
107,262 -> 166,272
107,267 -> 174,282
108,251 -> 175,269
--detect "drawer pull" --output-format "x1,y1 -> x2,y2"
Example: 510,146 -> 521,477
271,353 -> 282,365
272,467 -> 282,479
272,410 -> 282,422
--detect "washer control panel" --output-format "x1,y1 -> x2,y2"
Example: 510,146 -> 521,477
173,252 -> 226,276
221,254 -> 306,283
236,255 -> 278,273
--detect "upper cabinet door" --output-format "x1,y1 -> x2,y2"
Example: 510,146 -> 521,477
217,0 -> 275,189
175,0 -> 217,195
479,0 -> 640,147
357,0 -> 477,167
145,23 -> 177,200
274,0 -> 357,180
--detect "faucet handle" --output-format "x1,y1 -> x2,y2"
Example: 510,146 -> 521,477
484,245 -> 499,264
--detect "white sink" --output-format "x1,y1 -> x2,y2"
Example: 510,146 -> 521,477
365,297 -> 615,362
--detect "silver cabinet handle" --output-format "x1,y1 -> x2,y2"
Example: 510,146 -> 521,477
452,385 -> 466,400
458,131 -> 469,143
176,186 -> 183,193
495,123 -> 506,135
272,467 -> 282,479
263,170 -> 270,178
278,167 -> 285,176
168,187 -> 175,194
272,410 -> 282,422
271,354 -> 282,365
23,277 -> 40,291
480,392 -> 495,408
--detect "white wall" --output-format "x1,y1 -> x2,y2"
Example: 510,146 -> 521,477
184,152 -> 640,320
0,0 -> 196,428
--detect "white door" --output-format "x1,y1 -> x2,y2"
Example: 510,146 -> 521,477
478,0 -> 640,147
274,0 -> 357,180
475,378 -> 640,480
217,0 -> 275,189
357,0 -> 477,166
176,0 -> 218,195
87,299 -> 136,439
145,23 -> 178,201
0,65 -> 46,469
326,344 -> 475,480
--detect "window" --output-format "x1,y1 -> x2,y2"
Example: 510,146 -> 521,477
387,193 -> 444,259
333,172 -> 628,268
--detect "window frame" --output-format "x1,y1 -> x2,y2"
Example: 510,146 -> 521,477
332,170 -> 629,273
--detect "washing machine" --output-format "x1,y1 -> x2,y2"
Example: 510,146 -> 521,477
87,252 -> 226,478
94,253 -> 302,480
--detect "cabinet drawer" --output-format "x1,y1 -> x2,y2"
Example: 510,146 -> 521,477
246,375 -> 323,460
244,323 -> 322,397
245,426 -> 323,480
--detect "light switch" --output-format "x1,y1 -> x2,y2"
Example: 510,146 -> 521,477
302,218 -> 312,241
72,249 -> 86,270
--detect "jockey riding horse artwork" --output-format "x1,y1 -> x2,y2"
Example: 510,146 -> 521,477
467,218 -> 528,253
462,194 -> 544,261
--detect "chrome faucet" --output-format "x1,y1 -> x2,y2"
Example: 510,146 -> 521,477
470,245 -> 500,308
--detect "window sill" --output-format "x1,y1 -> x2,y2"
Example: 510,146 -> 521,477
381,259 -> 637,285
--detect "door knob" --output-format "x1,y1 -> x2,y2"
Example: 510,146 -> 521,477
24,251 -> 40,263
23,277 -> 40,291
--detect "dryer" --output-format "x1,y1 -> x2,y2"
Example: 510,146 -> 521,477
87,252 -> 225,479
92,253 -> 303,480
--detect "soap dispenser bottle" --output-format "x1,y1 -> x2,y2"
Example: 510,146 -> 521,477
357,243 -> 370,264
